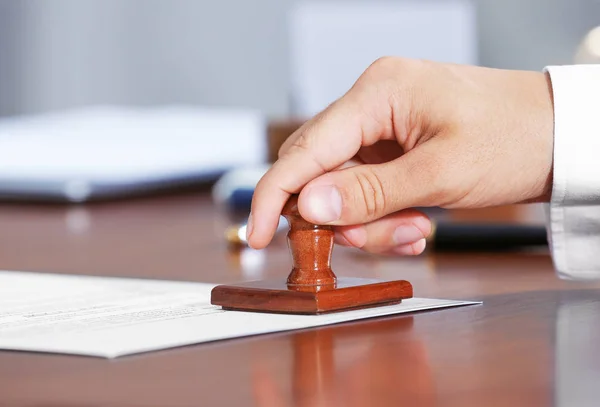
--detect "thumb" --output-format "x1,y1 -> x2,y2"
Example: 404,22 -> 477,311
297,139 -> 447,225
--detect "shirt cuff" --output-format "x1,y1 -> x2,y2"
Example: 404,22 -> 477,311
544,65 -> 600,280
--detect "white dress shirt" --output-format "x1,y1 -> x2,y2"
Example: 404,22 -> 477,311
545,65 -> 600,280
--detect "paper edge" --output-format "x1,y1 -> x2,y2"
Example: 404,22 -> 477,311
106,299 -> 482,359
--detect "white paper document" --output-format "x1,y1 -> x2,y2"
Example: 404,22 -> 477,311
0,271 -> 480,358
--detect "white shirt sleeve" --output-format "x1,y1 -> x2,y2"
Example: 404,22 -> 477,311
544,65 -> 600,280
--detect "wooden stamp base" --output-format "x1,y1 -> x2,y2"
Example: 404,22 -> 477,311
210,277 -> 413,315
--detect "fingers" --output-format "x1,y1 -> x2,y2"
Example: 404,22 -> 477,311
334,209 -> 432,255
246,57 -> 441,249
297,137 -> 448,226
247,85 -> 393,250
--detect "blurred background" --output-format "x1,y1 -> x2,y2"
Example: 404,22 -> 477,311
0,0 -> 598,226
1,0 -> 599,117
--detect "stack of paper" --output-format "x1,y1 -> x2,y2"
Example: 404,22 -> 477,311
0,105 -> 267,201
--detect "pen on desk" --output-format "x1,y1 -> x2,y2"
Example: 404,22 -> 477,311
213,169 -> 548,252
425,222 -> 548,252
225,219 -> 548,252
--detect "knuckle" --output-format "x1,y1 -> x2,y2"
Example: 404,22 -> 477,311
281,132 -> 328,173
359,57 -> 422,113
365,56 -> 422,79
355,57 -> 397,89
360,57 -> 397,86
277,135 -> 295,159
352,170 -> 387,219
281,133 -> 311,158
277,140 -> 292,159
278,115 -> 323,159
368,56 -> 398,73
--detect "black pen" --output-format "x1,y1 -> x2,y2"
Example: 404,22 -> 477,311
426,222 -> 548,252
225,219 -> 548,252
215,174 -> 548,252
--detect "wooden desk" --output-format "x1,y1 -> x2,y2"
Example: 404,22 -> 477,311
0,191 -> 599,406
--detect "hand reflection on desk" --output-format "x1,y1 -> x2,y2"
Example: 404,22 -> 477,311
251,316 -> 434,407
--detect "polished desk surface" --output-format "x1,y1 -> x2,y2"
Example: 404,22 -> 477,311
1,191 -> 600,407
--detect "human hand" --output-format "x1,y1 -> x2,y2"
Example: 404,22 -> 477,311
247,57 -> 555,255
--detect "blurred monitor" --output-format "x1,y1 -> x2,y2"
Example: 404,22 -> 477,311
0,106 -> 266,202
288,0 -> 478,117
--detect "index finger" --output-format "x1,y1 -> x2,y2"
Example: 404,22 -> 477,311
246,91 -> 390,249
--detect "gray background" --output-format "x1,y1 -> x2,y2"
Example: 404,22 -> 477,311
0,0 -> 599,118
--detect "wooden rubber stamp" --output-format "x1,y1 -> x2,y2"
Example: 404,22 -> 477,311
211,195 -> 413,314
